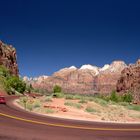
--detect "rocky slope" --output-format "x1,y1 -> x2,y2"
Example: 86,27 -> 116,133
94,61 -> 127,93
25,60 -> 127,94
117,59 -> 140,102
0,40 -> 19,75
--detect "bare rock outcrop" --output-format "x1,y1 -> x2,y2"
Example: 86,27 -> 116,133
28,61 -> 127,94
94,61 -> 127,93
117,59 -> 140,102
0,40 -> 19,75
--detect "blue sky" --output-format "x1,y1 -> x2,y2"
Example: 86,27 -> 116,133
0,0 -> 140,77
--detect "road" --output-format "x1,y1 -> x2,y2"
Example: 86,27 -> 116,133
0,96 -> 140,140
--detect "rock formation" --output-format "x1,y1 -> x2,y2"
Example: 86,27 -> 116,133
94,61 -> 127,93
26,61 -> 127,94
117,59 -> 140,102
0,40 -> 19,75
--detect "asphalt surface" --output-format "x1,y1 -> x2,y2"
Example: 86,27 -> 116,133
0,96 -> 140,140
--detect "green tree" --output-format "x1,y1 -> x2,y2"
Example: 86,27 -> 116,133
53,85 -> 62,93
110,91 -> 118,102
0,65 -> 10,78
5,76 -> 26,94
26,84 -> 33,93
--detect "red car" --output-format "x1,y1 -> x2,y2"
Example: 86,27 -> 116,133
0,96 -> 6,104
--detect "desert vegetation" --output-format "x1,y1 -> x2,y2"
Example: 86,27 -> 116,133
0,65 -> 26,95
16,85 -> 140,122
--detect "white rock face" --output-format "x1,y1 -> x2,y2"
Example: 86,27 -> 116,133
80,64 -> 99,75
99,61 -> 127,73
109,61 -> 127,72
69,66 -> 77,69
23,75 -> 48,83
100,64 -> 110,71
58,66 -> 77,72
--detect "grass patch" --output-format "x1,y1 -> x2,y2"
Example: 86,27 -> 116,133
73,94 -> 83,100
45,108 -> 55,114
65,94 -> 75,100
92,98 -> 108,106
78,99 -> 87,104
53,92 -> 64,98
26,102 -> 33,111
85,106 -> 97,113
45,96 -> 53,102
118,102 -> 129,106
126,105 -> 140,111
64,101 -> 82,109
85,97 -> 94,102
33,100 -> 41,108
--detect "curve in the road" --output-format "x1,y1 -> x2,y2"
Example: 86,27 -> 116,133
0,96 -> 140,140
0,112 -> 140,131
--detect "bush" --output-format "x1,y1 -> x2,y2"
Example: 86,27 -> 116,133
127,105 -> 140,111
26,84 -> 33,93
119,102 -> 129,106
65,94 -> 74,100
73,94 -> 83,100
53,92 -> 64,98
26,102 -> 33,111
0,65 -> 10,78
78,98 -> 87,104
5,76 -> 26,94
92,97 -> 108,106
33,100 -> 41,108
64,101 -> 82,109
53,85 -> 62,93
110,91 -> 119,102
45,108 -> 55,114
45,96 -> 52,102
19,97 -> 28,109
85,106 -> 97,113
122,93 -> 133,103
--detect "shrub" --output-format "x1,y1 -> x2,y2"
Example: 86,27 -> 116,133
64,102 -> 82,109
33,100 -> 41,108
126,105 -> 140,111
119,102 -> 129,106
110,91 -> 119,102
65,94 -> 74,100
92,97 -> 108,106
45,96 -> 52,102
5,76 -> 26,94
53,85 -> 62,93
0,65 -> 10,78
19,97 -> 28,109
78,98 -> 87,104
26,102 -> 33,111
85,106 -> 97,113
45,108 -> 55,114
53,92 -> 64,98
26,84 -> 33,93
73,94 -> 83,100
85,97 -> 94,101
122,93 -> 133,103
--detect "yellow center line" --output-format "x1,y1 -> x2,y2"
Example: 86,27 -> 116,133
0,112 -> 140,131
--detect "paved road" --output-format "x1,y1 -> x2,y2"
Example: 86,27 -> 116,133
0,96 -> 140,140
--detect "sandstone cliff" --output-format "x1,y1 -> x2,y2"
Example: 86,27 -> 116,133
26,61 -> 127,94
117,59 -> 140,102
0,41 -> 19,75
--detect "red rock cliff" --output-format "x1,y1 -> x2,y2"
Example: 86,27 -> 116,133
117,59 -> 140,102
0,41 -> 19,75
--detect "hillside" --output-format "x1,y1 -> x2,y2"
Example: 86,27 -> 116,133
117,59 -> 140,102
0,40 -> 18,75
0,41 -> 19,95
24,60 -> 127,94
